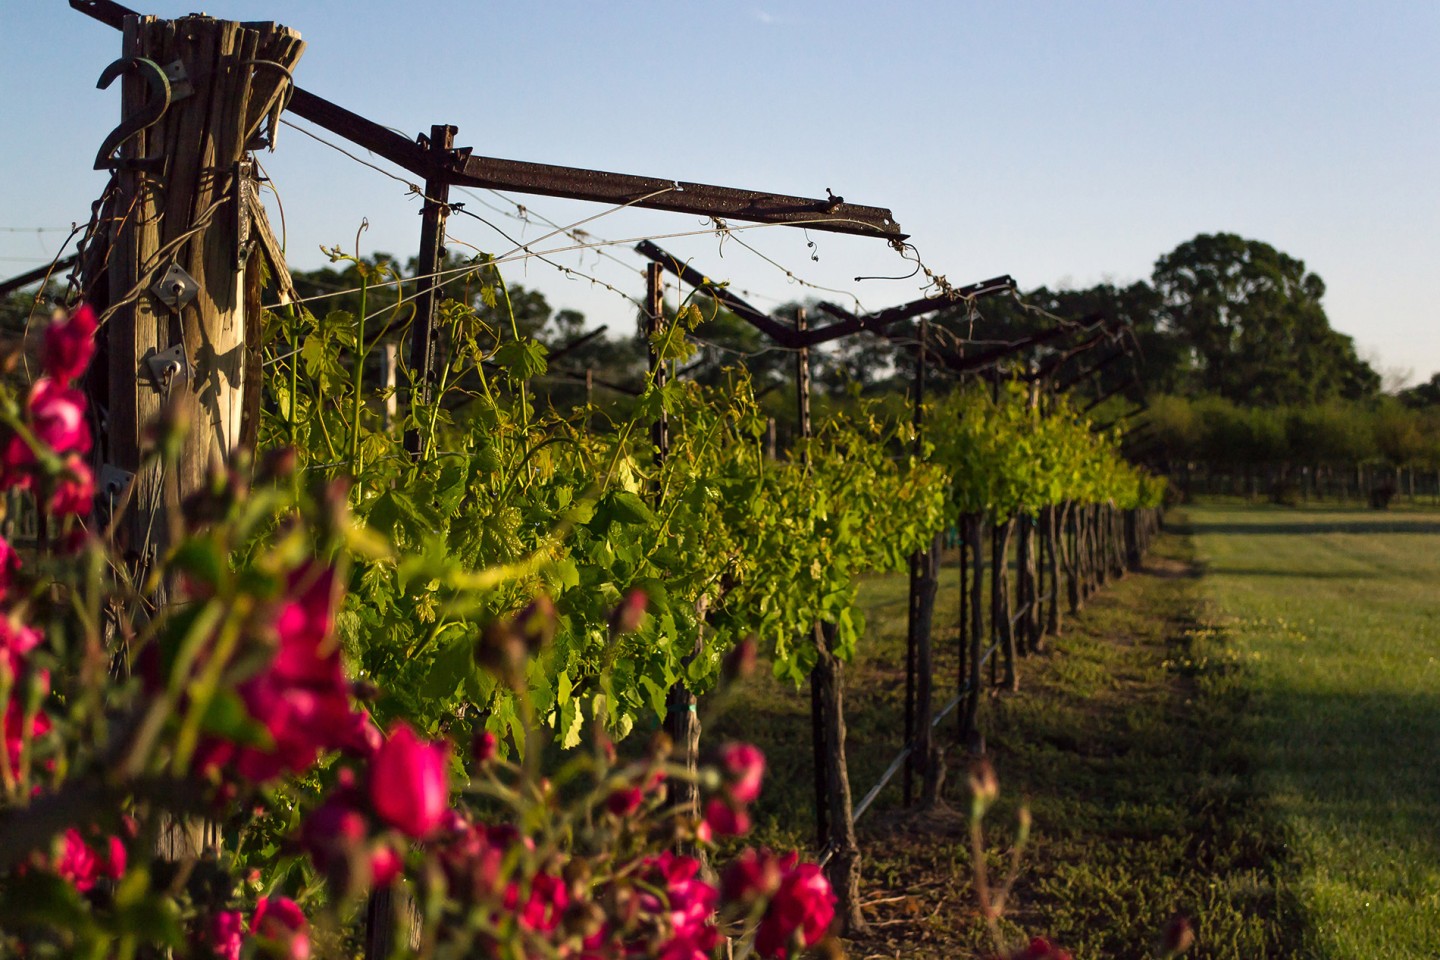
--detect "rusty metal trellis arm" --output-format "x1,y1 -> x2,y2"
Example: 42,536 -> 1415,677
72,0 -> 905,241
634,240 -> 806,348
808,276 -> 1016,347
0,255 -> 80,300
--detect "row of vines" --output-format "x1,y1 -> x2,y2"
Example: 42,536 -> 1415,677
0,10 -> 1164,957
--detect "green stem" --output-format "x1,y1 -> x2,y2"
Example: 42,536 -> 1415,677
349,272 -> 369,475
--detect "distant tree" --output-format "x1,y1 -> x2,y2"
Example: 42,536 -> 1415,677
1399,372 -> 1440,409
1151,233 -> 1378,405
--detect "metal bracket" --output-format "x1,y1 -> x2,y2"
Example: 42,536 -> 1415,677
235,159 -> 255,269
98,464 -> 135,498
161,58 -> 193,101
144,343 -> 190,390
151,262 -> 199,312
94,56 -> 171,171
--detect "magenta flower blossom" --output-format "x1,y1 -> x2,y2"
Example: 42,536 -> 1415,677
54,827 -> 125,893
369,721 -> 450,838
719,742 -> 766,805
720,847 -> 787,905
43,304 -> 96,385
472,728 -> 498,765
301,788 -> 401,889
2,700 -> 50,784
606,786 -> 644,818
208,910 -> 245,960
27,379 -> 91,457
636,852 -> 718,960
753,859 -> 836,959
700,797 -> 751,839
0,610 -> 41,683
251,897 -> 310,960
48,454 -> 94,517
199,563 -> 376,784
608,588 -> 648,635
0,537 -> 20,603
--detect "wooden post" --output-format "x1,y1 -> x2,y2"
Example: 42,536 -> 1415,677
905,317 -> 940,805
381,341 -> 398,431
962,514 -> 985,740
1043,505 -> 1062,640
403,124 -> 455,458
957,514 -> 968,741
85,11 -> 303,858
648,264 -> 697,822
991,517 -> 1018,691
794,308 -> 828,848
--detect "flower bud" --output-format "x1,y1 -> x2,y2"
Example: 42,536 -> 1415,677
474,621 -> 528,690
258,446 -> 298,483
1159,915 -> 1195,956
608,589 -> 647,635
722,635 -> 757,684
472,728 -> 498,765
369,722 -> 451,839
513,595 -> 557,652
968,757 -> 999,819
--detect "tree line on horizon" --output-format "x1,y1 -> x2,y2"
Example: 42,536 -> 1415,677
5,230 -> 1436,496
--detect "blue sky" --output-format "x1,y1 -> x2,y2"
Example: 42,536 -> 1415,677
3,1 -> 1437,385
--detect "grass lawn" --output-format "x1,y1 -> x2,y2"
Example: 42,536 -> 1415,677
708,519 -> 1300,959
1183,500 -> 1440,959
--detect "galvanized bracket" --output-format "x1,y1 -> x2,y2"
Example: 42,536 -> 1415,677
143,343 -> 190,391
151,262 -> 199,312
161,58 -> 193,101
98,464 -> 134,498
235,159 -> 255,269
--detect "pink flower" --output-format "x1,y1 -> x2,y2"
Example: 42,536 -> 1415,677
200,564 -> 371,783
48,454 -> 94,517
753,859 -> 836,959
368,842 -> 403,888
28,379 -> 90,456
436,822 -> 521,903
0,611 -> 42,681
606,786 -> 644,818
0,435 -> 33,490
701,797 -> 750,839
251,897 -> 309,960
609,589 -> 647,635
1007,938 -> 1073,960
55,829 -> 98,892
369,722 -> 450,838
472,728 -> 498,765
0,537 -> 20,602
719,743 -> 766,805
2,699 -> 50,784
636,852 -> 718,960
513,871 -> 569,933
270,566 -> 340,685
54,828 -> 125,893
341,709 -> 383,759
208,910 -> 245,960
105,835 -> 127,880
720,847 -> 787,905
43,304 -> 96,384
300,788 -> 401,890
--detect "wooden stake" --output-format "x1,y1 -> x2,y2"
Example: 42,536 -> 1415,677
85,8 -> 304,862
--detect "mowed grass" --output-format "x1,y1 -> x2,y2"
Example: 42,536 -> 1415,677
708,525 -> 1300,958
1183,500 -> 1440,958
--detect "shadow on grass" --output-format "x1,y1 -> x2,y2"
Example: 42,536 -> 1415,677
1251,686 -> 1440,884
1201,566 -> 1382,580
1183,519 -> 1440,537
